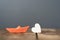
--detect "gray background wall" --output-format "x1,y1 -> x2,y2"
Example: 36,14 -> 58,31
0,0 -> 60,29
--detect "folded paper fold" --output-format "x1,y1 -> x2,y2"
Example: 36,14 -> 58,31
6,25 -> 29,33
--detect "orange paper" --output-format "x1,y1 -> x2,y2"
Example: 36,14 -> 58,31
6,25 -> 29,33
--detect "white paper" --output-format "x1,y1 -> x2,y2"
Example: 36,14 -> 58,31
31,23 -> 41,33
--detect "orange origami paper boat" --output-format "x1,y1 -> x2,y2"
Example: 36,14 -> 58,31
6,25 -> 29,33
